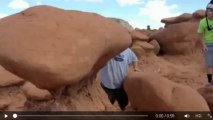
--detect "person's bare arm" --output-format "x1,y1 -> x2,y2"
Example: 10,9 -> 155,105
198,33 -> 207,52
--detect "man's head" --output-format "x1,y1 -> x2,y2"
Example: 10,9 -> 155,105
206,1 -> 213,31
206,0 -> 213,19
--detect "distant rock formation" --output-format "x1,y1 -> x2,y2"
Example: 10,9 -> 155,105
150,9 -> 204,55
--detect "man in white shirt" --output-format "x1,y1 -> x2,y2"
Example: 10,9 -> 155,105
99,48 -> 140,110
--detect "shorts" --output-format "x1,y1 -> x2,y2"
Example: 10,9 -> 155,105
101,83 -> 128,110
204,44 -> 213,67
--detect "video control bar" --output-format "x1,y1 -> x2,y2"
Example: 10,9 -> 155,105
1,112 -> 213,120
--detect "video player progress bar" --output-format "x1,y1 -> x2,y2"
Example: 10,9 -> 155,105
18,114 -> 149,117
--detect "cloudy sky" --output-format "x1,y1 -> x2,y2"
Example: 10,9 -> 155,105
0,0 -> 210,29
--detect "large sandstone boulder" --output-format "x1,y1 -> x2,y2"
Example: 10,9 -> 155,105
150,22 -> 201,55
0,5 -> 131,89
124,71 -> 210,111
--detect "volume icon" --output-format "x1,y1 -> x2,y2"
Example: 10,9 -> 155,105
4,114 -> 8,118
184,114 -> 190,118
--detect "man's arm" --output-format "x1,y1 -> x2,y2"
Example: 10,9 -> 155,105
198,33 -> 207,52
197,19 -> 207,52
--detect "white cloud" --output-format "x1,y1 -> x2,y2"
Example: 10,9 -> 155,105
70,0 -> 103,2
139,0 -> 181,22
116,0 -> 144,6
0,13 -> 8,19
8,0 -> 30,9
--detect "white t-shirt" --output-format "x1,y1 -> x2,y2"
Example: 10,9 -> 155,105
99,48 -> 138,89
